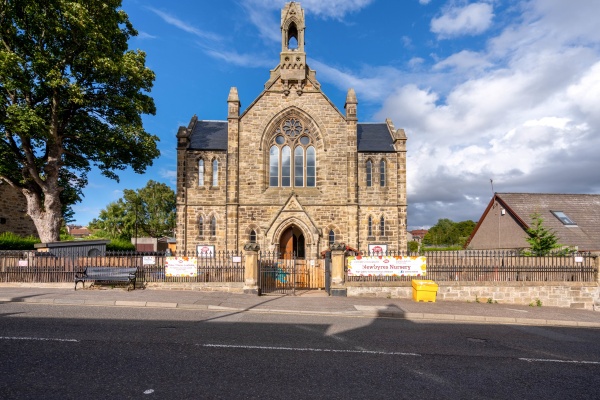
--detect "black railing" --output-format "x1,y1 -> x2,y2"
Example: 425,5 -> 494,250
345,250 -> 597,282
0,250 -> 245,284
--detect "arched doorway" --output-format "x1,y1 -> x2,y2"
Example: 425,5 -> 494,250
279,226 -> 305,258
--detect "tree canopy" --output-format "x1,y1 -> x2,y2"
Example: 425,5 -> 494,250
89,180 -> 176,240
0,0 -> 159,242
422,218 -> 477,247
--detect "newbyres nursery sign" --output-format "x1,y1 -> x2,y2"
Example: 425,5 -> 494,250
347,256 -> 427,277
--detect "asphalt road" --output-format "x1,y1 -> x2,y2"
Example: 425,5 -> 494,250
1,303 -> 599,399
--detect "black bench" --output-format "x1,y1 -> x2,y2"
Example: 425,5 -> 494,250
74,267 -> 138,291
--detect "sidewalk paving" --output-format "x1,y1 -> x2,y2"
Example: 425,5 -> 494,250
0,285 -> 599,327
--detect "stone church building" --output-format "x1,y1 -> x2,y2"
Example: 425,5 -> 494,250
175,2 -> 407,258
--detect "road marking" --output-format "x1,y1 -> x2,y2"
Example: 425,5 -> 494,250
0,336 -> 79,342
520,358 -> 600,365
200,343 -> 420,356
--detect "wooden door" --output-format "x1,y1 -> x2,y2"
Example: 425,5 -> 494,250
279,227 -> 294,258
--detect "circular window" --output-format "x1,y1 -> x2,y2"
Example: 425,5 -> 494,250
299,136 -> 310,145
275,135 -> 285,145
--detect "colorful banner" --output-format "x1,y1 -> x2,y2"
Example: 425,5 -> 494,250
347,256 -> 426,277
165,257 -> 198,277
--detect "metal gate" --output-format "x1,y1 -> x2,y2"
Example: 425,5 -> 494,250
258,252 -> 325,295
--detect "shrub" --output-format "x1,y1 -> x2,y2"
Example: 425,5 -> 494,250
0,232 -> 41,250
106,238 -> 135,252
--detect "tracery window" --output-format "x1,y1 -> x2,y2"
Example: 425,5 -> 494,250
269,118 -> 316,187
328,230 -> 335,247
198,216 -> 204,236
250,230 -> 257,243
198,159 -> 204,186
210,216 -> 216,236
380,216 -> 385,236
366,160 -> 372,187
368,216 -> 373,237
379,159 -> 386,187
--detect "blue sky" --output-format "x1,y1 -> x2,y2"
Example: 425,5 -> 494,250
73,0 -> 600,230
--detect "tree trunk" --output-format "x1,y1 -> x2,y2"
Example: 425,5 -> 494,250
22,188 -> 62,243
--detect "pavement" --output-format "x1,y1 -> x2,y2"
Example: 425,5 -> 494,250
0,284 -> 599,327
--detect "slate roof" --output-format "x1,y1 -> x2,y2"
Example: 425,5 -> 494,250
493,193 -> 600,251
357,123 -> 395,152
189,120 -> 228,150
187,120 -> 395,152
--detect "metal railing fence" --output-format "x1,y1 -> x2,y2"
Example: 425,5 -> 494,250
0,250 -> 244,284
345,250 -> 597,282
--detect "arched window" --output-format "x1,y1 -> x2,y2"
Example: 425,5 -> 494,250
380,216 -> 385,236
379,159 -> 386,187
306,146 -> 316,186
198,216 -> 204,236
282,146 -> 291,187
268,118 -> 316,188
269,146 -> 279,186
210,216 -> 216,236
212,160 -> 219,187
198,159 -> 204,186
366,160 -> 372,187
368,216 -> 373,236
294,146 -> 304,186
328,230 -> 335,247
250,230 -> 257,243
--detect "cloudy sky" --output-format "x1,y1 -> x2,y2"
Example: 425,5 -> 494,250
73,0 -> 600,230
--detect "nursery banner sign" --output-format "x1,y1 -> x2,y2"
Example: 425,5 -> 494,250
347,256 -> 427,277
165,257 -> 198,277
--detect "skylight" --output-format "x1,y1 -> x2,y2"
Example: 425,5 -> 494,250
551,211 -> 577,226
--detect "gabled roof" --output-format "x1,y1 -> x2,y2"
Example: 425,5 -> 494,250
357,123 -> 395,152
189,120 -> 228,150
467,193 -> 600,251
187,120 -> 395,152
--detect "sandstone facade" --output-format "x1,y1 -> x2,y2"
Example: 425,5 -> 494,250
176,2 -> 407,258
0,183 -> 37,237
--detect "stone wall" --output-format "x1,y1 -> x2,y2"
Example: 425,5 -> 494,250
0,184 -> 37,237
346,281 -> 600,310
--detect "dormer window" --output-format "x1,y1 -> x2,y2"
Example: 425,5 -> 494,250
551,211 -> 576,226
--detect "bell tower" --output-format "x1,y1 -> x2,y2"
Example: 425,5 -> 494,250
280,2 -> 307,95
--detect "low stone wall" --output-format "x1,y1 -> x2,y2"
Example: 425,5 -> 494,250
346,281 -> 600,311
144,282 -> 244,293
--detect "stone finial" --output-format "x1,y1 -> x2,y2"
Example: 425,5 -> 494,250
344,88 -> 358,120
228,87 -> 240,118
227,87 -> 239,102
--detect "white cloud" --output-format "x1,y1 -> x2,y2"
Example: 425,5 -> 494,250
366,0 -> 600,228
419,0 -> 432,5
431,3 -> 494,38
241,0 -> 375,43
202,47 -> 274,68
147,7 -> 223,42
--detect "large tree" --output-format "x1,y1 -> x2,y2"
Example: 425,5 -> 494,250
89,180 -> 175,239
423,218 -> 477,247
0,0 -> 159,242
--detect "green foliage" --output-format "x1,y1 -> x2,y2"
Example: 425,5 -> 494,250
90,180 -> 176,240
106,238 -> 135,252
422,219 -> 476,247
407,241 -> 419,253
523,213 -> 560,256
0,232 -> 40,250
422,246 -> 464,252
0,0 -> 159,242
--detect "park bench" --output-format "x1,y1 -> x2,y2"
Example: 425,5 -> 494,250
74,267 -> 138,291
